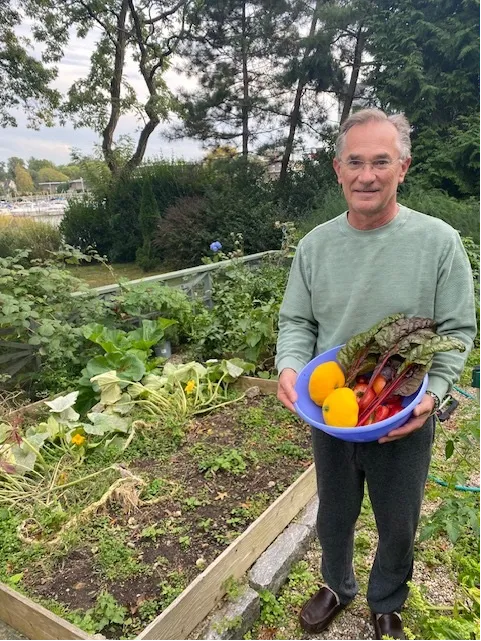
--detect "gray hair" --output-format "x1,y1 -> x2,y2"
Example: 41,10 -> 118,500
335,109 -> 412,160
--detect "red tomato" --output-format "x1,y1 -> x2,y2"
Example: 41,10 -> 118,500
386,403 -> 403,418
374,405 -> 390,422
353,382 -> 368,403
358,387 -> 376,411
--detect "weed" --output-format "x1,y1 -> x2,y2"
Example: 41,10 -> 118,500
179,535 -> 191,548
213,614 -> 243,634
197,517 -> 214,532
90,590 -> 129,632
158,570 -> 187,608
183,496 -> 204,510
222,575 -> 245,600
258,590 -> 285,626
276,441 -> 310,460
141,518 -> 185,540
141,478 -> 167,500
198,448 -> 248,476
137,598 -> 161,622
96,535 -> 144,580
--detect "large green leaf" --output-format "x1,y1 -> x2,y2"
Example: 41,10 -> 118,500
128,318 -> 177,351
82,353 -> 145,387
90,370 -> 123,405
45,392 -> 80,423
402,335 -> 466,368
373,317 -> 437,352
85,413 -> 130,435
82,323 -> 128,354
337,313 -> 404,380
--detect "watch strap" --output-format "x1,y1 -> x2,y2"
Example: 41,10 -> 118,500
426,390 -> 441,412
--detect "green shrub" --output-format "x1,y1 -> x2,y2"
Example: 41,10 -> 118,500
60,196 -> 111,257
398,186 -> 480,239
110,282 -> 193,345
298,184 -> 348,235
153,159 -> 285,269
0,216 -> 61,260
299,185 -> 480,241
0,249 -> 111,396
154,195 -> 213,269
189,259 -> 289,370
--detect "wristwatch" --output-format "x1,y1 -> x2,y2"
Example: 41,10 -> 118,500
426,390 -> 441,412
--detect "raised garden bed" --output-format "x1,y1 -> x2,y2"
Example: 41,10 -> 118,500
0,380 -> 316,640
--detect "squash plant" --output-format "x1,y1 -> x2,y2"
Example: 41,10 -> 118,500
0,357 -> 253,508
76,318 -> 177,414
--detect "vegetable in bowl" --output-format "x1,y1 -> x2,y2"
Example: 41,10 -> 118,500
295,313 -> 466,442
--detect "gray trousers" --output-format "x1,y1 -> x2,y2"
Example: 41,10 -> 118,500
311,417 -> 434,613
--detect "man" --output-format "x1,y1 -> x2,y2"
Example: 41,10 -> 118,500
275,108 -> 476,640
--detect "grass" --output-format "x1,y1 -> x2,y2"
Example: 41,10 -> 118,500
66,262 -> 167,288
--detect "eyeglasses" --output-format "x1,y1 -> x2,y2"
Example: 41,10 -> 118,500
339,158 -> 402,172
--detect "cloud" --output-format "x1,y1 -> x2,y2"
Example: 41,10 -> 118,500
2,23 -> 204,165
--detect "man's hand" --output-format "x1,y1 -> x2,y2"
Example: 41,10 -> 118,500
278,368 -> 298,413
378,393 -> 435,443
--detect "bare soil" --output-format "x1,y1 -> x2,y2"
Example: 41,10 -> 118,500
19,394 -> 313,637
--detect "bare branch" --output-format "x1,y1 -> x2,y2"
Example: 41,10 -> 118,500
144,0 -> 188,24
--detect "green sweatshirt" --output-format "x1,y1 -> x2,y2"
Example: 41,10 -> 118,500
275,205 -> 477,402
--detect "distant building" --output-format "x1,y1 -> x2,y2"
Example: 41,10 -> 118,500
38,178 -> 85,194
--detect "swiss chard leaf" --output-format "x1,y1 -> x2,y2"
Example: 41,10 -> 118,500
373,317 -> 437,352
337,313 -> 404,384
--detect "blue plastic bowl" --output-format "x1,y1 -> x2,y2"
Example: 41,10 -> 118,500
294,345 -> 429,443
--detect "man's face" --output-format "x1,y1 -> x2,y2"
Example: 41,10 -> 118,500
333,120 -> 411,219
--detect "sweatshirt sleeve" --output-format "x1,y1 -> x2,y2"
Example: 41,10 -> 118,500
275,242 -> 318,374
427,231 -> 477,401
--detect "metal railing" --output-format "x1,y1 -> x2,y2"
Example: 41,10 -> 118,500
73,250 -> 280,306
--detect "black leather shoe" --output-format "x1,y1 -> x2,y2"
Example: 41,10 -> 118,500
299,586 -> 346,633
371,611 -> 405,640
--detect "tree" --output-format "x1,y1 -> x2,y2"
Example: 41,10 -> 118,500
28,158 -> 56,172
7,157 -> 25,179
174,0 -> 296,156
37,167 -> 70,183
0,2 -> 63,128
365,0 -> 479,196
2,0 -> 194,178
14,164 -> 34,193
62,0 -> 194,178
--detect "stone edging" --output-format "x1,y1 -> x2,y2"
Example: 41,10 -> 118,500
195,496 -> 319,640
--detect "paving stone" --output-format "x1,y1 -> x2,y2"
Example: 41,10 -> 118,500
203,587 -> 260,640
296,495 -> 319,532
248,523 -> 314,594
0,620 -> 25,640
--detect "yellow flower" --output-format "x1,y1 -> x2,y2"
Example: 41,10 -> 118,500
71,433 -> 86,447
185,380 -> 196,394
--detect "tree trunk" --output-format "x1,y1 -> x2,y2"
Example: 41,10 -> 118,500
279,0 -> 322,184
102,0 -> 129,177
241,0 -> 249,157
340,25 -> 365,125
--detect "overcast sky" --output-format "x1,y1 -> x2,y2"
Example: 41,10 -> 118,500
1,27 -> 205,166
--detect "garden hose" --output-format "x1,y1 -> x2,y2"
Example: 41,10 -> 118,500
452,384 -> 478,401
428,372 -> 480,493
428,475 -> 480,493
